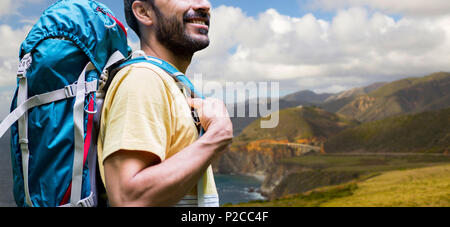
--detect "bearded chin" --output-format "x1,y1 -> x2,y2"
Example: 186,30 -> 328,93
156,16 -> 210,58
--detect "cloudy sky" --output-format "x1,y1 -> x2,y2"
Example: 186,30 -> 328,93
1,0 -> 450,116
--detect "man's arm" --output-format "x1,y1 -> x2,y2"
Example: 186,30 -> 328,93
104,98 -> 233,207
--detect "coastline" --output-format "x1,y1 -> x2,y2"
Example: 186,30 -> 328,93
214,174 -> 267,205
244,173 -> 266,182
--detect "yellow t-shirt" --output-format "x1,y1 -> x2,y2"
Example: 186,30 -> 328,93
97,62 -> 218,206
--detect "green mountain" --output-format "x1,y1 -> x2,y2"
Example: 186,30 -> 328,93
230,72 -> 450,137
332,72 -> 450,122
322,82 -> 386,113
230,90 -> 332,136
325,108 -> 450,154
236,106 -> 356,143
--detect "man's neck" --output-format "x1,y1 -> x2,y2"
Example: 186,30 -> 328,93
140,37 -> 192,73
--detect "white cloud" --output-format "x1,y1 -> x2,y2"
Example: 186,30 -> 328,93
0,0 -> 39,86
188,5 -> 450,94
0,87 -> 15,118
0,24 -> 32,86
0,0 -> 14,17
306,0 -> 450,18
0,24 -> 31,118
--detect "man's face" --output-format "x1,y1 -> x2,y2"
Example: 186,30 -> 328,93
152,0 -> 211,57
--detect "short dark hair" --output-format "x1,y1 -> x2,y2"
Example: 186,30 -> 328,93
124,0 -> 155,37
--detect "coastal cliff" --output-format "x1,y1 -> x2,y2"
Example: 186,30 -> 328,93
259,160 -> 361,200
214,140 -> 320,175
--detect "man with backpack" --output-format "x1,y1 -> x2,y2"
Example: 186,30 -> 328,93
96,0 -> 233,206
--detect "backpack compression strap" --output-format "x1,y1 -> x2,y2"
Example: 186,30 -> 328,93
60,51 -> 126,207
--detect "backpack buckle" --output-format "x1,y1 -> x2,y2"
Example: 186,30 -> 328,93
17,53 -> 32,76
64,85 -> 75,98
19,138 -> 29,145
192,109 -> 201,126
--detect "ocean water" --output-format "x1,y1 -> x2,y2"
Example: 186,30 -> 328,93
214,174 -> 266,206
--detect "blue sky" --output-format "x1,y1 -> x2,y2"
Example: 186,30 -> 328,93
6,0 -> 323,24
211,0 -> 318,18
3,0 -> 336,41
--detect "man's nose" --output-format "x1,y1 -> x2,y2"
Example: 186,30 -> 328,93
192,0 -> 211,13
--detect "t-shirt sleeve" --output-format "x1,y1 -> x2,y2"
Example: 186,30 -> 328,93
101,66 -> 173,163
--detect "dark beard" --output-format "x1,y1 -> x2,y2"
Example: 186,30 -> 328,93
154,10 -> 210,59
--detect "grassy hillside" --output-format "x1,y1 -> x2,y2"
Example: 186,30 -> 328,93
370,72 -> 449,98
322,164 -> 450,207
259,153 -> 450,199
228,163 -> 450,207
235,106 -> 356,143
325,108 -> 450,154
322,82 -> 386,113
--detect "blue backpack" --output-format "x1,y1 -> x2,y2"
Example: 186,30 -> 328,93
0,0 -> 129,207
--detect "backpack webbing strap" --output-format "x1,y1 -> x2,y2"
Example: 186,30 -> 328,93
98,50 -> 126,97
17,53 -> 33,207
59,191 -> 95,207
71,62 -> 96,206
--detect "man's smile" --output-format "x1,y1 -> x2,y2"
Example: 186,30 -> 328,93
184,11 -> 210,31
189,20 -> 206,25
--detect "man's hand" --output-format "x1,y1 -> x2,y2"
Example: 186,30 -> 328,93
105,97 -> 233,206
187,98 -> 233,151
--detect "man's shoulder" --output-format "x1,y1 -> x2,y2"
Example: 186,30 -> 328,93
119,61 -> 171,79
113,62 -> 169,90
114,61 -> 182,96
105,62 -> 175,104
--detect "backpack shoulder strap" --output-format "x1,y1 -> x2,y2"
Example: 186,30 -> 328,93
105,56 -> 205,99
115,56 -> 205,134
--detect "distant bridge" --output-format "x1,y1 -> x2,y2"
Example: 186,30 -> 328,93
260,142 -> 321,155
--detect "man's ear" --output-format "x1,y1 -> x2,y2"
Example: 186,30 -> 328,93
132,0 -> 154,27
